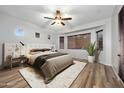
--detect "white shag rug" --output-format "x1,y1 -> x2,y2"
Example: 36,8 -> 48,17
19,61 -> 87,88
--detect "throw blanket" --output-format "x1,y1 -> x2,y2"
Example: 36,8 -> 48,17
33,52 -> 67,69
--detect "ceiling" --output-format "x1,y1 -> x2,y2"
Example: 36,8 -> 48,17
0,5 -> 116,32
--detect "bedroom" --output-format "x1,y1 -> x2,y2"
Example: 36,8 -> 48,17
0,5 -> 124,88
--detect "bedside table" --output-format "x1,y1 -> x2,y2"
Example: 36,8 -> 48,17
5,55 -> 28,69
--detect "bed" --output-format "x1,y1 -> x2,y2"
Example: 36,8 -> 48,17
20,48 -> 87,88
26,48 -> 75,82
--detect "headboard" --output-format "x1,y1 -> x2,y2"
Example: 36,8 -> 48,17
3,43 -> 55,62
26,44 -> 55,54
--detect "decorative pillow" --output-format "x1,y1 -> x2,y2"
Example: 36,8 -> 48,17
41,55 -> 73,84
41,48 -> 51,52
29,51 -> 41,55
30,48 -> 51,52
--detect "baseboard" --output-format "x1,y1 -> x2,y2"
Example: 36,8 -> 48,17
112,66 -> 124,86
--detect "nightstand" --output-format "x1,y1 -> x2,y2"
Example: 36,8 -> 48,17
5,55 -> 28,69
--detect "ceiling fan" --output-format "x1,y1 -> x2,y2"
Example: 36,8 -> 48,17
44,10 -> 72,26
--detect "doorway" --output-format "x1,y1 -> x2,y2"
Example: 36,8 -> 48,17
119,6 -> 124,82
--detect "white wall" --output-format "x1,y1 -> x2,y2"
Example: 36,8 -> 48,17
111,6 -> 122,73
58,18 -> 112,66
0,13 -> 56,66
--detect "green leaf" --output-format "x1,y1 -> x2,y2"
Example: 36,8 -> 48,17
86,41 -> 96,56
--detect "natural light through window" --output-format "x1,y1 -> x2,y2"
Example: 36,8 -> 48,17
15,27 -> 24,36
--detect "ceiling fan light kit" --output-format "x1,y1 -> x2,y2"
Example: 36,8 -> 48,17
44,10 -> 72,26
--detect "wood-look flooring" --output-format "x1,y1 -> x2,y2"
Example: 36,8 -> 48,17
0,63 -> 124,88
0,66 -> 30,88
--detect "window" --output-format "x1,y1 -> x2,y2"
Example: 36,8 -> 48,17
15,27 -> 24,36
68,33 -> 91,49
96,30 -> 103,50
59,36 -> 64,49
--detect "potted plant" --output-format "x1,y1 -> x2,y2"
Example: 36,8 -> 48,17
86,42 -> 96,63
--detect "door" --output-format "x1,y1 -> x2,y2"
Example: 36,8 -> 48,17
119,6 -> 124,82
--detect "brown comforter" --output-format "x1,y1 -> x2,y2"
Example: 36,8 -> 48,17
33,52 -> 68,69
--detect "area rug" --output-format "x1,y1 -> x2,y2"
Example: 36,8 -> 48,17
19,60 -> 87,88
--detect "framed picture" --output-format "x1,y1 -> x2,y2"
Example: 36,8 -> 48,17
35,32 -> 40,38
48,35 -> 51,40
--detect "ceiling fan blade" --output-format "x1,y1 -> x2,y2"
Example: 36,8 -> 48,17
62,18 -> 72,20
61,22 -> 65,26
51,22 -> 56,25
44,17 -> 54,20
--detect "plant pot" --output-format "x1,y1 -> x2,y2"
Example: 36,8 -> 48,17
88,56 -> 95,63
